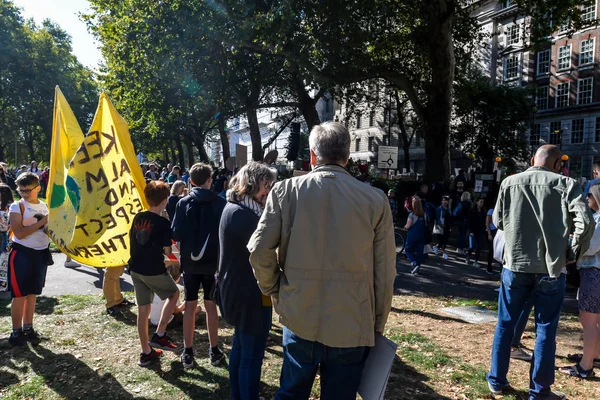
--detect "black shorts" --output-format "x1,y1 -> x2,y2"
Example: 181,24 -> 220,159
183,273 -> 215,302
7,247 -> 48,298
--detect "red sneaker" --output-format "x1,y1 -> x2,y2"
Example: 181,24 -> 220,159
149,333 -> 178,352
138,348 -> 163,367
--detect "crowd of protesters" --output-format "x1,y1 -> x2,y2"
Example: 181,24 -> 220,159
3,130 -> 600,400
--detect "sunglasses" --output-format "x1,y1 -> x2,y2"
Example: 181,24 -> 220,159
16,185 -> 39,195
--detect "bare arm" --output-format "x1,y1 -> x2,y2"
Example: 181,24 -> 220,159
9,212 -> 47,240
404,216 -> 413,230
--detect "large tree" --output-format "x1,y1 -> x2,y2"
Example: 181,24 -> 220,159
0,0 -> 97,165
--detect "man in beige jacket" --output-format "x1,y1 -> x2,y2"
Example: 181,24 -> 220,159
248,122 -> 396,399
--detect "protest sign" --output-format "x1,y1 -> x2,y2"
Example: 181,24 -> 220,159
47,88 -> 148,267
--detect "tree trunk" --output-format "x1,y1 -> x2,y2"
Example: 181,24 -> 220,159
247,107 -> 264,161
0,139 -> 4,162
218,117 -> 230,163
170,143 -> 177,165
294,79 -> 321,130
403,144 -> 411,171
423,0 -> 456,181
195,134 -> 209,162
175,136 -> 185,168
186,141 -> 195,167
162,147 -> 169,166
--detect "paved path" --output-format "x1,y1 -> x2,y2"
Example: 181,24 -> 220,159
0,253 -> 133,300
1,249 -> 578,313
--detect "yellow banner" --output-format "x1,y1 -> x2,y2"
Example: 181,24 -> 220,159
48,88 -> 148,267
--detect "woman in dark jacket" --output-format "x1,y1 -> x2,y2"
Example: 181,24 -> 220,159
467,197 -> 487,267
166,180 -> 186,221
218,162 -> 276,400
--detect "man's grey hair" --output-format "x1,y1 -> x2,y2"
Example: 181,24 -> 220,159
309,122 -> 351,165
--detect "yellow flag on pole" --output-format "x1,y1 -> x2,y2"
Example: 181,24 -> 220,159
48,89 -> 148,267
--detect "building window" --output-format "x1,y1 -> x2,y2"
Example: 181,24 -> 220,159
369,111 -> 375,127
558,18 -> 572,34
531,123 -> 541,146
503,54 -> 519,81
582,4 -> 597,23
536,86 -> 549,110
550,121 -> 562,145
356,113 -> 362,129
578,78 -> 593,104
596,117 -> 600,142
501,0 -> 512,9
355,138 -> 361,152
580,39 -> 595,66
537,50 -> 550,75
556,82 -> 570,108
570,157 -> 583,179
558,45 -> 571,70
506,24 -> 520,45
571,119 -> 585,144
368,137 -> 375,152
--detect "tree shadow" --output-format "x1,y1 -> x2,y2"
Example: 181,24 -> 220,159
0,295 -> 58,318
385,355 -> 453,399
0,344 -> 148,400
390,306 -> 468,324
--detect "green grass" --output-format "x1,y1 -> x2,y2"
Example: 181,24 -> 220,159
390,331 -> 453,370
439,296 -> 499,311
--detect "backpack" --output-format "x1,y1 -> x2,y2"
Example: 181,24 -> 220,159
404,195 -> 414,213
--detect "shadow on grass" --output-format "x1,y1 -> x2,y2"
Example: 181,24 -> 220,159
390,306 -> 468,324
386,354 -> 453,399
0,344 -> 148,400
0,295 -> 59,318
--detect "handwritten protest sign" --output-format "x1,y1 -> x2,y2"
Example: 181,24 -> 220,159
47,87 -> 148,267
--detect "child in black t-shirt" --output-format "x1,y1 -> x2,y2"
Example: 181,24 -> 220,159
129,181 -> 180,367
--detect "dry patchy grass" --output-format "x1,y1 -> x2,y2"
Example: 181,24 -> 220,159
0,293 -> 598,399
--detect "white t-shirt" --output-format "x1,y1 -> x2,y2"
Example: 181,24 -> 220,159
9,199 -> 49,250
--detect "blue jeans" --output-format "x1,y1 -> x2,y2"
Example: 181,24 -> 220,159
229,306 -> 272,400
487,269 -> 565,400
467,231 -> 485,261
405,243 -> 424,266
275,327 -> 369,400
512,298 -> 534,348
458,220 -> 469,249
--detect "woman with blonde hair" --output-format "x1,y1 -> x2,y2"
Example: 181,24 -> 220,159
559,183 -> 600,379
166,180 -> 186,221
405,196 -> 426,274
218,162 -> 277,400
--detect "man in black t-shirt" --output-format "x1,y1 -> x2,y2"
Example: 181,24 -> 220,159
129,181 -> 180,367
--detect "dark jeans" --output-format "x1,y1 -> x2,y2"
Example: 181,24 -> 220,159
275,327 -> 369,400
487,230 -> 497,269
487,269 -> 565,400
458,220 -> 469,250
230,306 -> 272,400
467,231 -> 485,261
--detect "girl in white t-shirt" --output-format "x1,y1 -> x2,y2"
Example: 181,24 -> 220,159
7,172 -> 50,347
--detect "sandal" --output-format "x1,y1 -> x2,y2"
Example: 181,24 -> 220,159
567,353 -> 600,368
558,364 -> 595,379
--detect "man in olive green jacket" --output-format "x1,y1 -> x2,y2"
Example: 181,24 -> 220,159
487,145 -> 593,400
248,122 -> 396,399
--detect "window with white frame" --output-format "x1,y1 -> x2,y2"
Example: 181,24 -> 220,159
355,138 -> 361,152
503,54 -> 519,80
596,117 -> 600,142
578,77 -> 593,104
536,86 -> 549,110
550,121 -> 562,144
582,4 -> 597,23
531,124 -> 541,146
558,45 -> 571,70
556,82 -> 570,107
580,39 -> 595,66
506,24 -> 520,45
572,119 -> 585,143
558,18 -> 572,34
537,50 -> 551,75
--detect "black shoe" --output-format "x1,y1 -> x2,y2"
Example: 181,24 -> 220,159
119,298 -> 135,307
23,328 -> 47,344
107,305 -> 123,317
209,347 -> 225,366
181,351 -> 194,369
8,331 -> 26,347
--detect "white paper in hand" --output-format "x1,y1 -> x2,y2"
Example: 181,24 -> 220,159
358,333 -> 398,400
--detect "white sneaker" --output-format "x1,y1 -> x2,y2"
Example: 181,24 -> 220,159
443,253 -> 449,260
433,246 -> 439,255
457,249 -> 465,256
510,346 -> 533,362
64,260 -> 81,268
474,261 -> 481,268
411,265 -> 420,274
